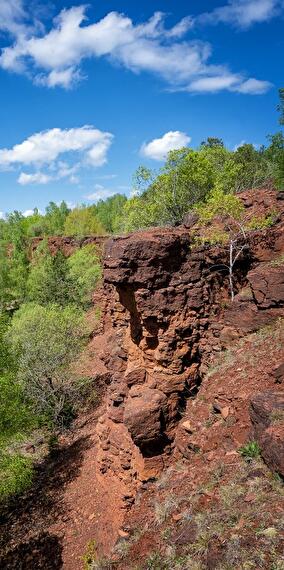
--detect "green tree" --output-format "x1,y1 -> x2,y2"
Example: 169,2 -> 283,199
64,207 -> 105,237
67,245 -> 102,308
200,137 -> 224,148
45,201 -> 70,235
122,148 -> 214,230
27,242 -> 72,307
93,194 -> 127,233
265,133 -> 284,190
8,303 -> 89,426
278,88 -> 284,125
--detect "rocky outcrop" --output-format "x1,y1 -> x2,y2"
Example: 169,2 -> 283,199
250,391 -> 284,476
94,187 -> 284,509
29,235 -> 108,257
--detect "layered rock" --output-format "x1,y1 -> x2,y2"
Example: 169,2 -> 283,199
95,187 -> 284,507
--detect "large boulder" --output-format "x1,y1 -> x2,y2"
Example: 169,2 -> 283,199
124,386 -> 168,453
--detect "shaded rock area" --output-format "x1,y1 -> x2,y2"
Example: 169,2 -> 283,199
250,391 -> 284,476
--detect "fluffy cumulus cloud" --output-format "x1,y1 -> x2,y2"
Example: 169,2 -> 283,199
198,0 -> 282,29
0,126 -> 113,185
0,5 -> 273,94
141,131 -> 191,161
85,184 -> 117,202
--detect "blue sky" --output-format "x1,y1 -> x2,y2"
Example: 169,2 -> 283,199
0,0 -> 283,216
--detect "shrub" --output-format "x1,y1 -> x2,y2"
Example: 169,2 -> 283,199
246,211 -> 277,230
0,452 -> 34,502
195,187 -> 245,223
7,303 -> 90,427
27,242 -> 73,307
64,208 -> 105,237
239,441 -> 261,459
67,245 -> 102,308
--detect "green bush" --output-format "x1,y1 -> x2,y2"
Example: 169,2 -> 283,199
68,245 -> 102,308
64,208 -> 105,237
195,187 -> 245,223
0,452 -> 34,502
7,303 -> 90,426
239,441 -> 261,459
27,242 -> 73,307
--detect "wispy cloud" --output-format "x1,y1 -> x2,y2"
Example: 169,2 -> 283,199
197,0 -> 282,29
0,6 -> 273,94
141,131 -> 191,161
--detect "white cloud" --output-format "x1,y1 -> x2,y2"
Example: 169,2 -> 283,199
141,131 -> 191,161
18,171 -> 52,185
234,78 -> 272,94
0,126 -> 113,186
85,184 -> 117,202
23,208 -> 35,217
0,0 -> 28,37
0,6 -> 272,95
198,0 -> 282,29
0,212 -> 5,220
186,75 -> 271,94
0,126 -> 113,167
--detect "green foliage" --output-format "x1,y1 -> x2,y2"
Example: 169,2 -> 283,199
0,452 -> 34,502
246,212 -> 276,230
8,303 -> 89,426
27,242 -> 72,307
195,187 -> 245,223
92,194 -> 127,233
278,88 -> 284,126
44,201 -> 70,236
67,245 -> 102,308
239,441 -> 261,459
64,207 -> 105,237
124,148 -> 214,230
200,137 -> 224,148
265,132 -> 284,190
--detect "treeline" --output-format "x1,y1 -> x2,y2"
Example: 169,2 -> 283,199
2,134 -> 282,245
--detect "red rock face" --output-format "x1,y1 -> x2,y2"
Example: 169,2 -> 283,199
29,235 -> 108,258
95,187 -> 284,508
250,391 -> 284,476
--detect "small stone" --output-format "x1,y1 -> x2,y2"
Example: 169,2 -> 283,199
221,406 -> 230,420
182,420 -> 193,433
244,493 -> 256,503
118,529 -> 130,539
89,513 -> 95,521
172,513 -> 183,522
206,451 -> 215,462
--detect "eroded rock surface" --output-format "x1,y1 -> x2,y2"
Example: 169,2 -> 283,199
250,391 -> 284,476
94,188 -> 284,509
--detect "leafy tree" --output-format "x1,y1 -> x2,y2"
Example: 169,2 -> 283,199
278,88 -> 284,125
265,132 -> 284,190
67,245 -> 102,308
45,201 -> 70,235
232,143 -> 272,190
93,194 -> 127,233
200,137 -> 224,148
195,187 -> 245,223
8,303 -> 89,426
27,242 -> 72,307
64,207 -> 105,237
123,148 -> 214,230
